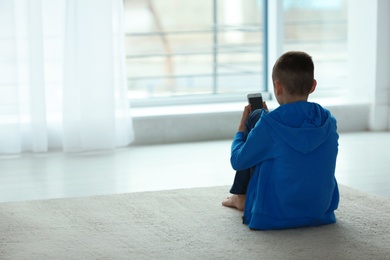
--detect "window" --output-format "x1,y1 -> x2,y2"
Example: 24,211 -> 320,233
124,0 -> 265,102
124,0 -> 348,103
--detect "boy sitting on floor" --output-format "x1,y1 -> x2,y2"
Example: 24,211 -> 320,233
222,51 -> 339,230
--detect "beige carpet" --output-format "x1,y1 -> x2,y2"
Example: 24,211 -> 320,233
0,185 -> 389,260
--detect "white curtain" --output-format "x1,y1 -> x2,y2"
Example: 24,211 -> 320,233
0,0 -> 133,154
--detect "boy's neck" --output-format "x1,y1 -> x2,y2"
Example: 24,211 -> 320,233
280,94 -> 309,105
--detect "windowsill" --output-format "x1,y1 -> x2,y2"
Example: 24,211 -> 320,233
131,102 -> 249,118
129,95 -> 371,145
130,96 -> 369,118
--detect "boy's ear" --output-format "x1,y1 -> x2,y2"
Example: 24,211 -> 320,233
274,80 -> 283,96
309,79 -> 317,94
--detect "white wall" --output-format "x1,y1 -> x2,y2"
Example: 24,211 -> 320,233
130,0 -> 389,145
376,0 -> 390,130
348,0 -> 390,130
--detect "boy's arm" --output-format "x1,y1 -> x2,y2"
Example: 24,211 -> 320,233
231,111 -> 271,171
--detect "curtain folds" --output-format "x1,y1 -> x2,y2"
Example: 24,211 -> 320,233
0,0 -> 133,154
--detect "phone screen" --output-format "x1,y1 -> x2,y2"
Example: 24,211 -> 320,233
248,96 -> 263,110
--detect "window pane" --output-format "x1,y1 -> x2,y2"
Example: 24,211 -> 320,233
283,0 -> 348,97
215,0 -> 264,94
124,0 -> 265,100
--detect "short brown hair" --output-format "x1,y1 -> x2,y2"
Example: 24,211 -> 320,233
272,51 -> 314,96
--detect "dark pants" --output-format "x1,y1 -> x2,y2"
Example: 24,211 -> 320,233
229,109 -> 263,195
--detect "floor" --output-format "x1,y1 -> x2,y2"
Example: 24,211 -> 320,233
0,132 -> 389,203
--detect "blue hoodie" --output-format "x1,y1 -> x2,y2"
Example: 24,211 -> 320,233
231,101 -> 339,230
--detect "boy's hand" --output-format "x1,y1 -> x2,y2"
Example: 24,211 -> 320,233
238,104 -> 251,132
237,101 -> 268,132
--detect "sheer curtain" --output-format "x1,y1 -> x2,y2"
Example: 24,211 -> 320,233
0,0 -> 133,154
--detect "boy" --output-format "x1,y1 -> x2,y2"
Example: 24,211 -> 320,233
222,51 -> 339,230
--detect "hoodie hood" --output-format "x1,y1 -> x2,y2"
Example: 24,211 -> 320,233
263,101 -> 335,154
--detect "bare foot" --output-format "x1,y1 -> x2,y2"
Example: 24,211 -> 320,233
222,195 -> 246,211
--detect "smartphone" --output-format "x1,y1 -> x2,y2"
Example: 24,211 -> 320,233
247,93 -> 263,110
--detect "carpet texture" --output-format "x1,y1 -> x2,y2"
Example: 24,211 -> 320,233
1,185 -> 389,260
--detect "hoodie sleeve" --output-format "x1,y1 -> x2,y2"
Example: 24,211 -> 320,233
230,119 -> 272,171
